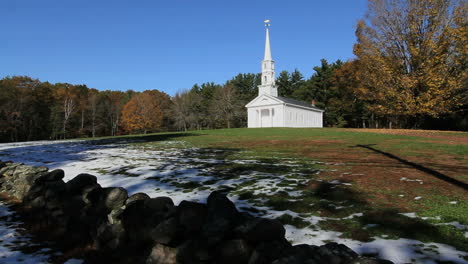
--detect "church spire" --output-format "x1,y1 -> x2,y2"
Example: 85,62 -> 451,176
258,19 -> 277,97
264,26 -> 272,61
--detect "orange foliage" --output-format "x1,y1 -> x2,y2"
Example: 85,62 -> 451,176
121,91 -> 163,133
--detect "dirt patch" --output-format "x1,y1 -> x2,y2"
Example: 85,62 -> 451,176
303,144 -> 468,212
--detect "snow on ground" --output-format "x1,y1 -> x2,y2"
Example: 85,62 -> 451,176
0,139 -> 467,264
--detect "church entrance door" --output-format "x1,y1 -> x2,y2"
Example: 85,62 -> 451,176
260,109 -> 271,127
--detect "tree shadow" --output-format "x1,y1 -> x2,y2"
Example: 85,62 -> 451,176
308,181 -> 468,254
354,144 -> 468,191
0,133 -> 199,169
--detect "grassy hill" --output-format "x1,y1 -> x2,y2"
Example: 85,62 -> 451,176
118,128 -> 467,254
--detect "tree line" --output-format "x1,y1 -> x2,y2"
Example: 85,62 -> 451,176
1,0 -> 466,142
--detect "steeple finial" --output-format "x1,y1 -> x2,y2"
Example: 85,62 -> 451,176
264,19 -> 272,61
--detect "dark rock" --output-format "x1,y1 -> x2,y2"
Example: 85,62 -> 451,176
317,242 -> 358,263
66,173 -> 98,194
96,222 -> 126,250
126,192 -> 150,205
44,181 -> 66,199
207,191 -> 238,219
146,243 -> 177,264
216,239 -> 253,264
82,185 -> 102,205
272,255 -> 318,264
151,217 -> 184,246
145,196 -> 174,212
200,216 -> 232,246
236,217 -> 285,242
122,199 -> 152,243
0,161 -> 6,169
248,239 -> 292,264
176,239 -> 212,263
177,200 -> 207,233
29,196 -> 46,209
35,169 -> 64,183
199,192 -> 240,246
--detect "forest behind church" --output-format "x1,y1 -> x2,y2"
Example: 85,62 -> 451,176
1,0 -> 467,142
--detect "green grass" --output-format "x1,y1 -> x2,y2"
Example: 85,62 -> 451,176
83,128 -> 468,253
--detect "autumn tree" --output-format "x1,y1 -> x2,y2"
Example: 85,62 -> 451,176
121,91 -> 164,134
330,60 -> 373,127
354,0 -> 467,127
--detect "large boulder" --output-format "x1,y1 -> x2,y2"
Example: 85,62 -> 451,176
177,201 -> 208,233
151,217 -> 185,246
145,197 -> 174,213
34,169 -> 64,184
200,192 -> 240,245
66,173 -> 98,194
206,191 -> 238,219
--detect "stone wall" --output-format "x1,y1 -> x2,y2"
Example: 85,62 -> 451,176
0,161 -> 393,264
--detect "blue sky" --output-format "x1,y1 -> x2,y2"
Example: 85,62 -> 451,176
0,0 -> 368,95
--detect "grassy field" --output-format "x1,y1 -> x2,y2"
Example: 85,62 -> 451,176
5,127 -> 465,262
116,128 -> 468,255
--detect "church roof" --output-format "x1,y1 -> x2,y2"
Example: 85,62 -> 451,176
276,96 -> 324,112
245,94 -> 324,112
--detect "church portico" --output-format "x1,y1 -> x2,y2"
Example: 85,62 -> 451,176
246,20 -> 324,128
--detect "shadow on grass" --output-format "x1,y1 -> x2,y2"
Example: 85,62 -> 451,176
0,133 -> 200,169
88,132 -> 199,145
355,144 -> 468,191
310,181 -> 468,252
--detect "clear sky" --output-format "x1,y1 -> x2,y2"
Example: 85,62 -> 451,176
0,0 -> 368,95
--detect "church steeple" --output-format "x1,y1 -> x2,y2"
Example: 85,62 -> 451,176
264,26 -> 272,61
258,19 -> 278,97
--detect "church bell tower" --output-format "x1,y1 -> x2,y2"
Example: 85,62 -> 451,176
258,20 -> 278,97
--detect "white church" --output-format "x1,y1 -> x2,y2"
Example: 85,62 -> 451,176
246,21 -> 324,128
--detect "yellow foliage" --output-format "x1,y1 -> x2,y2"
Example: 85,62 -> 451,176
121,91 -> 163,133
354,0 -> 467,117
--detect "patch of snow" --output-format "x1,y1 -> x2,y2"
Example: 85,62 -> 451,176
436,221 -> 468,230
400,177 -> 424,184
